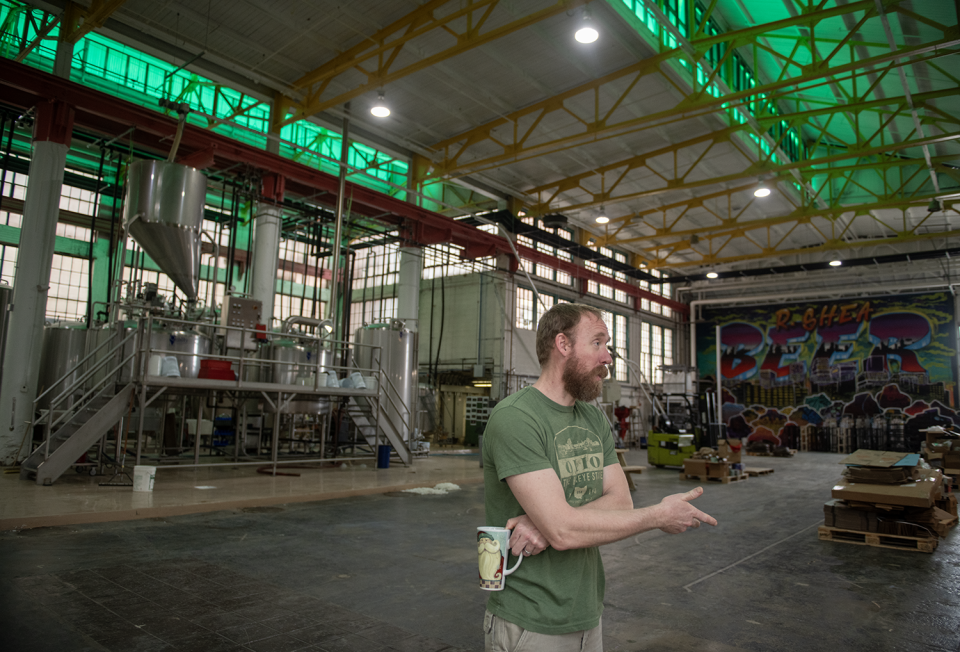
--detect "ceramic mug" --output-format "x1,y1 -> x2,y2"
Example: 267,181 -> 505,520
477,526 -> 522,591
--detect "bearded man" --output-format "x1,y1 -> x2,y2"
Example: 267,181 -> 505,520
477,535 -> 503,581
482,303 -> 716,652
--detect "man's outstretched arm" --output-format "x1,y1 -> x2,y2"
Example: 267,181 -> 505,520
506,468 -> 716,551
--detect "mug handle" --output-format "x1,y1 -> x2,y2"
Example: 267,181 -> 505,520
503,549 -> 523,576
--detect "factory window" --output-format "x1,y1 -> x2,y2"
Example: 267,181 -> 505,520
515,287 -> 557,330
348,298 -> 397,341
0,244 -> 16,285
55,223 -> 93,242
58,184 -> 98,221
1,168 -> 28,211
516,287 -> 534,330
274,236 -> 325,326
275,294 -> 321,326
353,243 -> 399,290
136,268 -> 178,298
599,311 -> 629,383
652,324 -> 664,384
46,254 -> 88,322
422,242 -> 492,279
640,322 -> 651,385
615,0 -> 805,163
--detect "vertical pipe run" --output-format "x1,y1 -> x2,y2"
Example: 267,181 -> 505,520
715,325 -> 722,440
328,103 -> 350,343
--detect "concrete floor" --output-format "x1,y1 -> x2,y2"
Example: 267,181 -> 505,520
1,449 -> 957,651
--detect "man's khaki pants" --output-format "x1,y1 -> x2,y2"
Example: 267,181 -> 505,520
484,609 -> 603,652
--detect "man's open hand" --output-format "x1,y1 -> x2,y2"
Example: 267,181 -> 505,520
657,487 -> 717,534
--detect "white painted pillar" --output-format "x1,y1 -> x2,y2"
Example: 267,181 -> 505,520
0,101 -> 74,464
397,246 -> 422,332
251,203 -> 281,328
250,174 -> 284,329
53,38 -> 73,79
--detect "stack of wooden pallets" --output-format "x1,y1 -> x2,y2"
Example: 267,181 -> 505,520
820,450 -> 957,554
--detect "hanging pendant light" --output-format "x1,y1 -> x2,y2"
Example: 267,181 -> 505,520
371,91 -> 390,118
575,11 -> 599,43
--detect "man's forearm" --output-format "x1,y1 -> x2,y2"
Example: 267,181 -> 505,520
547,504 -> 664,549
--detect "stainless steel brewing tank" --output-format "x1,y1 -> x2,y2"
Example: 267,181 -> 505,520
147,329 -> 212,378
354,323 -> 418,438
83,325 -> 117,391
123,160 -> 206,300
115,323 -> 212,381
260,339 -> 334,414
37,323 -> 88,409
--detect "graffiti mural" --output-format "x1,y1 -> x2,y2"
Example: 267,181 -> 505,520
697,292 -> 958,452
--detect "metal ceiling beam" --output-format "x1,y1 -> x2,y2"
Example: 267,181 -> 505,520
275,0 -> 591,129
605,158 -> 959,246
646,218 -> 960,270
0,58 -> 517,261
523,87 -> 959,216
61,0 -> 129,44
627,189 -> 958,269
427,6 -> 960,179
873,0 -> 941,195
545,126 -> 960,225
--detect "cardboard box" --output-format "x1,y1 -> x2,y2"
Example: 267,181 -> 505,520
823,499 -> 876,532
936,494 -> 958,518
843,466 -> 919,484
832,469 -> 942,508
840,449 -> 919,468
718,438 -> 742,463
683,458 -> 729,478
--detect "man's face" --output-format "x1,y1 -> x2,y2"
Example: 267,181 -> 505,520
560,313 -> 612,402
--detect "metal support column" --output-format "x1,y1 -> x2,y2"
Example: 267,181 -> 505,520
0,100 -> 74,465
252,174 -> 285,326
397,246 -> 422,331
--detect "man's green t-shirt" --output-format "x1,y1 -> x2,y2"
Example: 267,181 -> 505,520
482,386 -> 619,635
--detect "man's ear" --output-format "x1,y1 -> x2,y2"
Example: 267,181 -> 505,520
555,332 -> 570,357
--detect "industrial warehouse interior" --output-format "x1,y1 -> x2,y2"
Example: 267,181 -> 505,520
0,0 -> 958,650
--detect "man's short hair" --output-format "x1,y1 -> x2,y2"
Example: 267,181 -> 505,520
535,303 -> 604,367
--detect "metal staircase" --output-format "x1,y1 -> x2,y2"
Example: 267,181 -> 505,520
20,330 -> 137,485
345,374 -> 413,465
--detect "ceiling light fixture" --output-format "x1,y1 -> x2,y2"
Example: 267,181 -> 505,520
575,11 -> 599,43
829,260 -> 842,267
596,206 -> 609,224
371,91 -> 390,118
706,272 -> 718,279
754,184 -> 771,198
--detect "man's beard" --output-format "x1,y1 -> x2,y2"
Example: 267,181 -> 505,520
478,539 -> 502,580
562,355 -> 608,402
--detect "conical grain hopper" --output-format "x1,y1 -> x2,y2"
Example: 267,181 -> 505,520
123,160 -> 206,300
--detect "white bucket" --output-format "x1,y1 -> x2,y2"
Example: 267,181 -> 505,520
147,354 -> 164,376
349,372 -> 366,389
132,465 -> 156,492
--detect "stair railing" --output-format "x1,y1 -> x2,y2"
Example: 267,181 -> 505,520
30,329 -> 138,462
347,350 -> 412,457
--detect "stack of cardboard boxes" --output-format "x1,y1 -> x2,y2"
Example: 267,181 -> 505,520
921,426 -> 960,489
681,438 -> 746,484
821,449 -> 957,553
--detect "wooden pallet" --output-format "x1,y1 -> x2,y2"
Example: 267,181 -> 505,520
818,525 -> 938,553
746,449 -> 797,457
744,467 -> 774,477
680,471 -> 748,484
